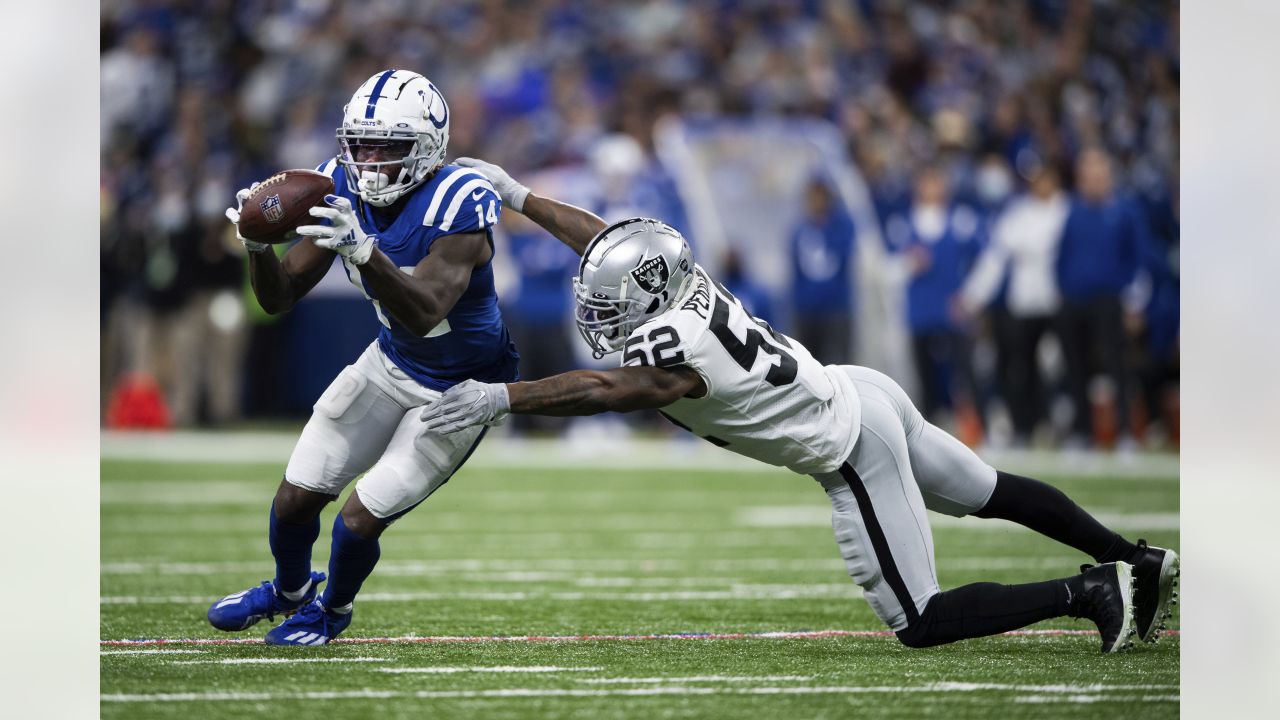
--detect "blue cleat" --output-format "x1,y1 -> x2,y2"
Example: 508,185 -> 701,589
264,600 -> 353,646
207,571 -> 326,632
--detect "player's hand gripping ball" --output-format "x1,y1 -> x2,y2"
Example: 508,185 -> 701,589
227,169 -> 336,249
297,195 -> 378,266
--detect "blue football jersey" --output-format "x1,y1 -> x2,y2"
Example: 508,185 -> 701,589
316,158 -> 519,390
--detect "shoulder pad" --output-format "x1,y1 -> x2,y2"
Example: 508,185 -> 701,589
422,168 -> 501,233
315,158 -> 339,177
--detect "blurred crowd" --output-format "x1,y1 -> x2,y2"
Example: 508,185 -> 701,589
101,0 -> 1179,449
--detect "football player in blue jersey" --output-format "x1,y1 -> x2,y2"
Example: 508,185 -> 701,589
209,70 -> 518,645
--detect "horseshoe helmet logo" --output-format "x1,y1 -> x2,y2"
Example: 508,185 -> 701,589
422,82 -> 449,130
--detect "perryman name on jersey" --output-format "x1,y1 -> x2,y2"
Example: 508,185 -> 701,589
315,158 -> 519,391
622,265 -> 860,475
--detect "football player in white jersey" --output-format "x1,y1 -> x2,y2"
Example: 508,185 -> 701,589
421,159 -> 1180,653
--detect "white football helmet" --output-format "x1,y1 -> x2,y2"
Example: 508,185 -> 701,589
573,218 -> 695,358
336,69 -> 450,207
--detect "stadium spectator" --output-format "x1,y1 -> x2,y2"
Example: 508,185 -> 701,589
789,176 -> 856,364
1133,181 -> 1181,446
1056,147 -> 1147,448
896,166 -> 983,440
98,0 -> 1179,437
961,163 -> 1069,445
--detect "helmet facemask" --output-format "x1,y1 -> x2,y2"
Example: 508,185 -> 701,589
572,275 -> 657,358
336,129 -> 440,207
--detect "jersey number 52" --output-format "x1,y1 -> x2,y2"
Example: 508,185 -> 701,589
624,327 -> 685,367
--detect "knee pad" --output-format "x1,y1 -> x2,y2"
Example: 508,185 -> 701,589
831,510 -> 882,588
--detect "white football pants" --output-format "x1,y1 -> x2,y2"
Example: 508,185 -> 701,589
812,366 -> 998,631
284,341 -> 486,519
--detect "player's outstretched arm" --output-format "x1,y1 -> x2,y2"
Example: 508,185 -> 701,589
509,365 -> 704,415
518,193 -> 606,257
421,366 -> 705,434
455,157 -> 605,256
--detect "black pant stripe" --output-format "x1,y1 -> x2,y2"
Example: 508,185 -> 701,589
838,463 -> 920,625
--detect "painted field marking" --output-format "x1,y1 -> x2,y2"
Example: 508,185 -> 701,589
577,675 -> 811,684
378,666 -> 602,674
101,585 -> 864,605
173,657 -> 388,665
100,555 -> 1089,576
101,681 -> 1181,703
102,432 -> 1180,479
100,627 -> 1177,647
737,506 -> 1180,531
101,481 -> 268,505
1015,694 -> 1180,704
101,649 -> 207,656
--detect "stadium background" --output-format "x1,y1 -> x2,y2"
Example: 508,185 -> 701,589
96,1 -> 1182,716
99,0 -> 1179,453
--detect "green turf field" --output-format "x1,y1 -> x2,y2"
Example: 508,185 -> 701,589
101,439 -> 1178,718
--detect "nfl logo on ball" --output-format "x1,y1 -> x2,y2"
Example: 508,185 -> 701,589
260,194 -> 284,223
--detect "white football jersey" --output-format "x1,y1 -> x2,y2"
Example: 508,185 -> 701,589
621,265 -> 860,474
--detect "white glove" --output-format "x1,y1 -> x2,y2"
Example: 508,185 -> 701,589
296,194 -> 378,265
455,157 -> 530,212
225,183 -> 270,254
420,379 -> 511,434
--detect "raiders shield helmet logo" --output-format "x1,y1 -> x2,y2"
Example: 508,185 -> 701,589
630,254 -> 670,294
260,194 -> 285,223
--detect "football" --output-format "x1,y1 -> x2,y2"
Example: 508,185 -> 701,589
237,169 -> 336,244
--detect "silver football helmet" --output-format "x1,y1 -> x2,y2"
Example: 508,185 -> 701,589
573,218 -> 695,358
336,69 -> 450,206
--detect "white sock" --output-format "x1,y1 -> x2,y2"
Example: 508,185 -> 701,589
327,602 -> 353,615
279,578 -> 312,602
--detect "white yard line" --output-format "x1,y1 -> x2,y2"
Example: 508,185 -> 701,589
100,627 -> 1171,648
378,666 -> 602,674
102,432 -> 1178,479
100,649 -> 207,656
100,556 -> 1085,576
737,506 -> 1179,531
173,657 -> 388,665
101,585 -> 863,605
577,675 -> 811,684
1014,694 -> 1180,704
101,682 -> 1180,703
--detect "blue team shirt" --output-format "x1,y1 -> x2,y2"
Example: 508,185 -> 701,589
1056,194 -> 1145,301
900,206 -> 984,334
790,206 -> 856,314
316,159 -> 519,390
